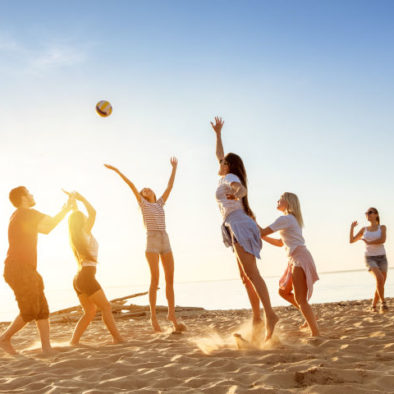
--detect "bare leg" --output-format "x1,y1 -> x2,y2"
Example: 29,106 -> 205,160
35,319 -> 53,353
234,243 -> 278,340
292,267 -> 319,337
278,276 -> 298,308
370,267 -> 385,303
70,294 -> 97,345
0,315 -> 26,355
146,252 -> 161,332
237,259 -> 261,323
160,252 -> 185,332
90,289 -> 124,343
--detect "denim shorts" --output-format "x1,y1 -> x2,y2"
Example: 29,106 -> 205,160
365,255 -> 388,273
146,231 -> 172,254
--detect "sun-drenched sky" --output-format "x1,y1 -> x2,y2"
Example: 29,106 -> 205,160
1,0 -> 393,296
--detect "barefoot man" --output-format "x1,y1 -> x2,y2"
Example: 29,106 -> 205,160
0,186 -> 72,355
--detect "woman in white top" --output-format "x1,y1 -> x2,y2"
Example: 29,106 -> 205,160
259,193 -> 320,337
104,159 -> 185,333
350,207 -> 388,313
67,191 -> 124,345
211,117 -> 278,341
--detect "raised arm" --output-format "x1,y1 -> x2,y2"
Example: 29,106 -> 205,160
37,198 -> 72,234
161,157 -> 178,203
72,192 -> 96,233
210,116 -> 225,162
349,221 -> 364,243
363,225 -> 386,245
104,164 -> 141,203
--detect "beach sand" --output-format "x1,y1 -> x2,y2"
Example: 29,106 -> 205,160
0,298 -> 393,393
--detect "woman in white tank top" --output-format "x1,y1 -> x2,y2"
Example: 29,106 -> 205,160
350,207 -> 388,313
67,191 -> 124,345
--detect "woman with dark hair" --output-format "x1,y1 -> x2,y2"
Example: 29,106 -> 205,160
350,207 -> 388,313
67,191 -> 124,345
210,116 -> 278,340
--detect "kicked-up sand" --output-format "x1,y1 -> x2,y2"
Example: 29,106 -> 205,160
0,298 -> 393,393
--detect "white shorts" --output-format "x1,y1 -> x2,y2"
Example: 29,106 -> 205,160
146,231 -> 172,254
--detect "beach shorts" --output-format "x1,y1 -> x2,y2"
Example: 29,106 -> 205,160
365,255 -> 388,273
146,231 -> 172,254
73,266 -> 102,297
221,209 -> 262,259
3,263 -> 49,322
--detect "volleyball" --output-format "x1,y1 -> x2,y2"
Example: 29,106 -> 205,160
95,100 -> 112,117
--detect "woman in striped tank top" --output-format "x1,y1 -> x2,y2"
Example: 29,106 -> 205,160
104,158 -> 186,333
350,207 -> 388,313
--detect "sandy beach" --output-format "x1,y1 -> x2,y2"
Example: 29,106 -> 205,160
0,297 -> 393,393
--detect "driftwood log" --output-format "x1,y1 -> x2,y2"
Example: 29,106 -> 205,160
49,288 -> 204,324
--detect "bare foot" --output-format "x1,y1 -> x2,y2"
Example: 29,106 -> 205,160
0,338 -> 17,355
151,319 -> 162,332
41,347 -> 58,356
112,337 -> 126,344
299,313 -> 319,330
265,312 -> 279,341
172,322 -> 187,333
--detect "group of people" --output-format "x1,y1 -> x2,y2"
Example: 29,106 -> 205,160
0,117 -> 389,355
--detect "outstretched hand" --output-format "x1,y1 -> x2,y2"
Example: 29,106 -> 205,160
351,221 -> 358,228
62,189 -> 83,202
61,190 -> 77,211
210,116 -> 224,134
104,164 -> 118,172
170,157 -> 178,168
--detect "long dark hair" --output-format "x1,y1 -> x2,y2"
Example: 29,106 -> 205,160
224,152 -> 255,219
68,211 -> 94,264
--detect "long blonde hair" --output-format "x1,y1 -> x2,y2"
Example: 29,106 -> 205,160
68,210 -> 94,266
282,192 -> 304,228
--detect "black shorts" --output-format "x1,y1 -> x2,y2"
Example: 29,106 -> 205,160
73,266 -> 101,297
4,263 -> 49,322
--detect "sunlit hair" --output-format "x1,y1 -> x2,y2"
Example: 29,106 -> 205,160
224,153 -> 255,219
68,210 -> 94,265
9,186 -> 27,208
140,188 -> 157,202
282,192 -> 304,228
368,207 -> 380,224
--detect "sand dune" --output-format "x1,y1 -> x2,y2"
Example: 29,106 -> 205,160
0,298 -> 393,393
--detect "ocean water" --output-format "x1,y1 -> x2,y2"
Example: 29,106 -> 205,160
0,268 -> 393,322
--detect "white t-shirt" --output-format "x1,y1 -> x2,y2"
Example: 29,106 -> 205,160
269,214 -> 305,256
216,173 -> 244,219
138,197 -> 166,231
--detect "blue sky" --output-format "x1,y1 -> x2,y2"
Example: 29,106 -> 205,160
1,1 -> 393,296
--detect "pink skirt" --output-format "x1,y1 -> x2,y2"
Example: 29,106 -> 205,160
279,245 -> 319,301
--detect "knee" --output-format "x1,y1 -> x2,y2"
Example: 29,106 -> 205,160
294,295 -> 307,308
84,306 -> 97,319
150,276 -> 159,287
100,302 -> 112,314
278,288 -> 287,297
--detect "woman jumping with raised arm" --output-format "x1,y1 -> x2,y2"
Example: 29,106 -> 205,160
66,191 -> 124,345
259,193 -> 319,337
350,207 -> 388,313
104,158 -> 186,333
210,116 -> 278,341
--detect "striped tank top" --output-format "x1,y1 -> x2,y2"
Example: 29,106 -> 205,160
139,197 -> 166,231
